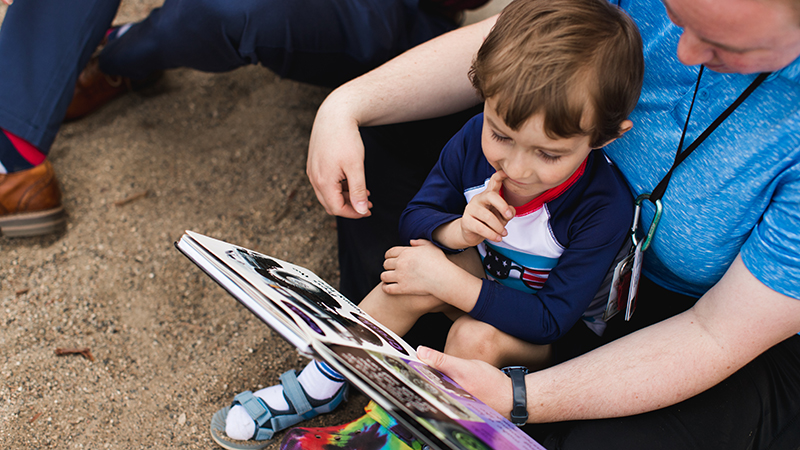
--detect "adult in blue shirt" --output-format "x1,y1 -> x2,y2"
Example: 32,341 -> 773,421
306,0 -> 800,447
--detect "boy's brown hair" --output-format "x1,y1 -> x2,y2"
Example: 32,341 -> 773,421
470,0 -> 644,148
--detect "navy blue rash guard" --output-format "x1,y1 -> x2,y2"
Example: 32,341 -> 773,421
400,114 -> 633,344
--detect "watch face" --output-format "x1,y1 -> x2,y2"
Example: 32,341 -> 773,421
502,365 -> 529,376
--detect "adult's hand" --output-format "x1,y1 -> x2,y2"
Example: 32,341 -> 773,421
307,91 -> 372,218
306,16 -> 495,218
2,0 -> 14,5
417,345 -> 513,418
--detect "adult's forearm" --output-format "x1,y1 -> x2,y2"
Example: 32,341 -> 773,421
523,256 -> 800,422
318,15 -> 496,129
525,310 -> 729,421
307,15 -> 496,217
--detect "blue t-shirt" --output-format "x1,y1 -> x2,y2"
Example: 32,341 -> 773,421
606,0 -> 800,300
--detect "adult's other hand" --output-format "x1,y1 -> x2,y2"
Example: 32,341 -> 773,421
417,345 -> 514,420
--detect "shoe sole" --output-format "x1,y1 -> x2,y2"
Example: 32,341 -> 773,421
210,407 -> 270,450
0,207 -> 67,237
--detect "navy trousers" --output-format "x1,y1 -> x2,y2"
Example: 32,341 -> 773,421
100,0 -> 458,86
0,0 -> 120,164
0,0 -> 457,169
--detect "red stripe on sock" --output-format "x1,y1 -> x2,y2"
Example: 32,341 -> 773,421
2,130 -> 46,165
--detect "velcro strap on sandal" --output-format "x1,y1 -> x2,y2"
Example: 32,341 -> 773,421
254,425 -> 275,441
233,391 -> 273,428
279,369 -> 313,416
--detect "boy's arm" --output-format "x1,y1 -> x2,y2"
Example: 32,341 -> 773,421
399,117 -> 483,248
381,239 -> 484,312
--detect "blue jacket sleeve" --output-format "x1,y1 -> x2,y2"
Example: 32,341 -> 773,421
399,116 -> 487,251
469,152 -> 634,344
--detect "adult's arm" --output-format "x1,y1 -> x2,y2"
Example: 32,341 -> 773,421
306,15 -> 497,218
419,255 -> 800,421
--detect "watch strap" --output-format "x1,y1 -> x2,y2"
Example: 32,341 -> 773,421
502,366 -> 528,426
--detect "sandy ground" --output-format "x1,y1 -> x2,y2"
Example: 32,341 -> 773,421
0,1 -> 509,448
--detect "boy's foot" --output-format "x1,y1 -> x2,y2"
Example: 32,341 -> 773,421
0,161 -> 66,237
64,34 -> 163,122
210,363 -> 347,449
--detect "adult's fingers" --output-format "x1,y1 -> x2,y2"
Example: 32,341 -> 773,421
341,165 -> 370,215
417,346 -> 513,417
307,98 -> 371,218
417,346 -> 452,371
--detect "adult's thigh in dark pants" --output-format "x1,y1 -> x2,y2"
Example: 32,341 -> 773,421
0,0 -> 120,153
336,106 -> 483,347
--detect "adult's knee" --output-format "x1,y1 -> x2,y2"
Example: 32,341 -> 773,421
175,0 -> 253,40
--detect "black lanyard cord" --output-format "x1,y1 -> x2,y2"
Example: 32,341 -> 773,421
648,67 -> 771,204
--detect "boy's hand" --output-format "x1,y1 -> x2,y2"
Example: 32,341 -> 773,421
459,171 -> 515,246
381,240 -> 451,297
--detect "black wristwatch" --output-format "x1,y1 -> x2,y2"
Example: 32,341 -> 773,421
501,366 -> 529,426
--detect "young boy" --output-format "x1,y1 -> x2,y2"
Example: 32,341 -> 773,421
361,0 -> 643,366
218,0 -> 644,444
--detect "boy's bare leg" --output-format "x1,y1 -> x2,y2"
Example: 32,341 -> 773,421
359,283 -> 459,336
360,246 -> 484,336
444,314 -> 553,371
443,247 -> 553,370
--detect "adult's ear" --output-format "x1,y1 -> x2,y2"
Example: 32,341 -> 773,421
595,120 -> 633,148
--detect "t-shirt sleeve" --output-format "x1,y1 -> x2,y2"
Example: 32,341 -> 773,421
741,162 -> 800,300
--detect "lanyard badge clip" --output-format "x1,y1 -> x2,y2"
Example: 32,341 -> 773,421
603,194 -> 662,322
632,193 -> 663,252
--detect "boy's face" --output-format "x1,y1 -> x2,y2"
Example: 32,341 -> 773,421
481,98 -> 595,205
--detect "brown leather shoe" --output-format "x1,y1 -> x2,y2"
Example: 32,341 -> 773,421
0,161 -> 66,237
64,38 -> 162,122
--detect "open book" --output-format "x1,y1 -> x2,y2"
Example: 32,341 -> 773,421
176,231 -> 544,450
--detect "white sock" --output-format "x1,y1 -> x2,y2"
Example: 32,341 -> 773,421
225,360 -> 344,440
115,23 -> 133,38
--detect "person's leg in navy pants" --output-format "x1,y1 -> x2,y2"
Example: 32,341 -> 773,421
0,0 -> 119,163
0,0 -> 118,236
99,0 -> 459,88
